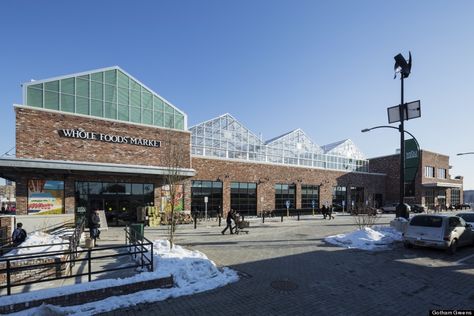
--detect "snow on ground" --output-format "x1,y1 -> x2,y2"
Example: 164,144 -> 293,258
3,239 -> 238,316
4,231 -> 70,257
324,225 -> 403,251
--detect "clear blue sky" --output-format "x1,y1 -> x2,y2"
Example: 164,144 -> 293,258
1,1 -> 474,189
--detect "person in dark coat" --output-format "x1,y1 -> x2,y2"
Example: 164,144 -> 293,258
221,209 -> 235,235
12,222 -> 27,245
321,205 -> 327,219
90,210 -> 101,246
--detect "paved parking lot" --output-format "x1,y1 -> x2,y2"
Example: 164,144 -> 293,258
103,213 -> 474,316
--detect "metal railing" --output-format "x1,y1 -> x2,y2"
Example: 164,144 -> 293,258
0,227 -> 153,296
124,226 -> 154,272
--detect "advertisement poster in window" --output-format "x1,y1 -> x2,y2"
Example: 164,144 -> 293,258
28,180 -> 64,215
161,185 -> 184,212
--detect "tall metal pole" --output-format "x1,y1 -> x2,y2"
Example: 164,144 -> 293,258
398,75 -> 405,216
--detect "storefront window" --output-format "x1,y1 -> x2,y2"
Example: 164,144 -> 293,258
451,189 -> 460,206
332,186 -> 347,208
191,180 -> 222,216
28,180 -> 64,215
275,184 -> 296,210
231,182 -> 257,216
301,185 -> 319,209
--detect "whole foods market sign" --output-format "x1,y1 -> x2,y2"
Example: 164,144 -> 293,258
58,129 -> 161,148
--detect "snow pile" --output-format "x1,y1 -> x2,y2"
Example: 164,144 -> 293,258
4,231 -> 70,257
325,226 -> 403,251
5,239 -> 238,315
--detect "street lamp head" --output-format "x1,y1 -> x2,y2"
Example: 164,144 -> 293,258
394,51 -> 412,79
361,128 -> 370,133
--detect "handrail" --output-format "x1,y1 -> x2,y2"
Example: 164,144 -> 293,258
0,225 -> 153,296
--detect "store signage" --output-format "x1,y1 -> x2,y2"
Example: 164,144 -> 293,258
58,129 -> 161,148
404,138 -> 419,197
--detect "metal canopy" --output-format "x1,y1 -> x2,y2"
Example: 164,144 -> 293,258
0,158 -> 196,178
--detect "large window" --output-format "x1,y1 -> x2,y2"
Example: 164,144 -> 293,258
451,189 -> 460,206
437,168 -> 447,179
332,186 -> 347,208
301,185 -> 320,209
25,68 -> 186,130
425,189 -> 435,209
231,182 -> 257,216
275,184 -> 296,210
28,180 -> 64,215
350,186 -> 365,209
191,181 -> 222,216
425,166 -> 435,178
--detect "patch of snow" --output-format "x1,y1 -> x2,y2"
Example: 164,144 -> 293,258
4,232 -> 69,257
324,226 -> 402,251
4,239 -> 238,315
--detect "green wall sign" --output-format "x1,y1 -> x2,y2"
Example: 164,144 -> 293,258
404,138 -> 419,197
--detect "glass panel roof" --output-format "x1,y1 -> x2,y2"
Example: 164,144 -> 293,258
23,66 -> 187,130
190,114 -> 369,172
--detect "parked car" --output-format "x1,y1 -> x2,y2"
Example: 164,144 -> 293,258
456,213 -> 474,228
403,214 -> 474,254
455,203 -> 471,210
380,203 -> 397,213
411,204 -> 425,213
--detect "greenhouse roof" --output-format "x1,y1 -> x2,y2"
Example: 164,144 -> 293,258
22,66 -> 187,130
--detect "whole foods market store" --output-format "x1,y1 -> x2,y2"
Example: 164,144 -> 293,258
0,158 -> 195,226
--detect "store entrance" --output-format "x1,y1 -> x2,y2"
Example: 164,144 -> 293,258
76,182 -> 154,227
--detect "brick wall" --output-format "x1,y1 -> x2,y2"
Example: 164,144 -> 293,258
0,256 -> 67,288
15,107 -> 191,169
189,157 -> 385,214
369,150 -> 464,206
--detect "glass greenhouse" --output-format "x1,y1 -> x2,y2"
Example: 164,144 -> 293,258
23,66 -> 187,130
190,114 -> 369,172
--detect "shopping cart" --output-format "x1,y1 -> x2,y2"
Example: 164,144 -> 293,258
234,215 -> 249,234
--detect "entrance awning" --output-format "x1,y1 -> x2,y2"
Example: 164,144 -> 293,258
0,158 -> 196,179
422,182 -> 463,189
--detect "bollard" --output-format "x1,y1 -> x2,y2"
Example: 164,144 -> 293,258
193,213 -> 197,229
242,214 -> 245,221
218,215 -> 222,226
297,211 -> 300,221
281,214 -> 283,222
262,212 -> 265,223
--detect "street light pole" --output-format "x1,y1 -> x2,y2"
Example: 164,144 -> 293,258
399,75 -> 405,215
457,152 -> 474,156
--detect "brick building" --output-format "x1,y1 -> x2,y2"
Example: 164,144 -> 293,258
370,150 -> 463,209
0,67 -> 463,226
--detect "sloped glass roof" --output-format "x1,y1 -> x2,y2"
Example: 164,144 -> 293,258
23,66 -> 187,130
190,114 -> 266,161
190,114 -> 369,172
322,139 -> 366,160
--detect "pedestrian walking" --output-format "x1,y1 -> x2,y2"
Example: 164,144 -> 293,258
321,205 -> 327,219
90,210 -> 101,246
327,205 -> 335,220
221,209 -> 235,235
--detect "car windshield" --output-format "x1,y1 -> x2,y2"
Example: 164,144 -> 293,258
457,213 -> 474,222
410,216 -> 443,227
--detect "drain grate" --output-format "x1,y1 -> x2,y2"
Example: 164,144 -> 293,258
271,280 -> 298,292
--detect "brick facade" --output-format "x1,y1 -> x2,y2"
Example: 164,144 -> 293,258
369,150 -> 463,208
15,107 -> 191,169
189,157 -> 385,215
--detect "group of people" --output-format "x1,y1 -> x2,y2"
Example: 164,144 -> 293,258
321,205 -> 335,220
